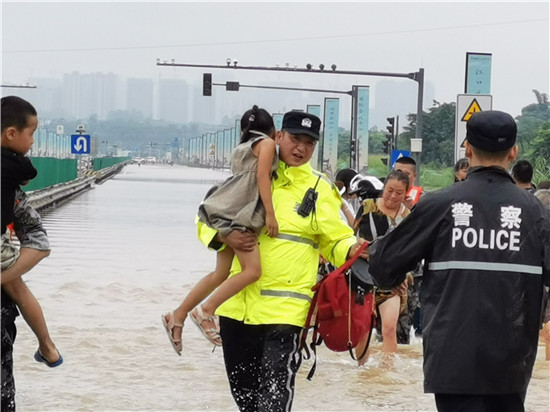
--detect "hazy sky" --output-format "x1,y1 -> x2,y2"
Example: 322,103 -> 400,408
2,1 -> 549,118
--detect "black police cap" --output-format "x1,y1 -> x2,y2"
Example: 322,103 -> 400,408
466,110 -> 517,152
282,111 -> 321,140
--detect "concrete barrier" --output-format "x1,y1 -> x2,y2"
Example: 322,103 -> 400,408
28,176 -> 95,212
28,162 -> 129,211
94,161 -> 129,184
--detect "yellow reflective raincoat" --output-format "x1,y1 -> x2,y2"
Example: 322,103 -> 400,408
198,160 -> 357,327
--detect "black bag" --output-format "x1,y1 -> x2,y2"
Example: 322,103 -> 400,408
346,257 -> 376,304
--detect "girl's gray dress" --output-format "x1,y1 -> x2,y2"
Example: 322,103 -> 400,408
198,133 -> 278,237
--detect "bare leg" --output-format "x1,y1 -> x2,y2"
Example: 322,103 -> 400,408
355,333 -> 371,366
2,278 -> 60,363
378,295 -> 401,354
185,244 -> 262,347
164,247 -> 235,344
200,243 -> 261,316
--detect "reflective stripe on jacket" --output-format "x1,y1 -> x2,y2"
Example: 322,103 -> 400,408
369,166 -> 550,394
199,160 -> 356,327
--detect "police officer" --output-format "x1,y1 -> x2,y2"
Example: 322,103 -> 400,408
198,111 -> 367,411
368,110 -> 550,412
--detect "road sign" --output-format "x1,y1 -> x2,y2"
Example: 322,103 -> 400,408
390,150 -> 411,170
455,94 -> 492,163
465,52 -> 492,94
226,81 -> 240,91
56,125 -> 64,135
71,134 -> 91,154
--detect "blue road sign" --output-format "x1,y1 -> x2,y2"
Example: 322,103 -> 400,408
71,134 -> 91,154
390,150 -> 411,169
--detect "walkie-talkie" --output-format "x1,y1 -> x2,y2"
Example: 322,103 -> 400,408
297,175 -> 321,217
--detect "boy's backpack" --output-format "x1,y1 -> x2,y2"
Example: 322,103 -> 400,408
301,242 -> 376,379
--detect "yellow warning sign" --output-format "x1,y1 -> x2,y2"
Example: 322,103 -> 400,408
461,98 -> 482,122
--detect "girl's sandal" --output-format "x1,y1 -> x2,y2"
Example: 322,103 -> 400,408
189,306 -> 222,347
161,311 -> 183,356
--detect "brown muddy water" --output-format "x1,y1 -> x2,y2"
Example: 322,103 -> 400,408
13,164 -> 549,411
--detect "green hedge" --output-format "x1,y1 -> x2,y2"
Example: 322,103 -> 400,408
93,157 -> 129,171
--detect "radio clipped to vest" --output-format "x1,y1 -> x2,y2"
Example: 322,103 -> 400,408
297,175 -> 321,218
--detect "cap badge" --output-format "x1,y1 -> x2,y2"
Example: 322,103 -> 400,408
301,118 -> 312,128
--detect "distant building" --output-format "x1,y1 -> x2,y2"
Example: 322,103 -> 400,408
158,78 -> 189,123
62,71 -> 118,120
127,77 -> 154,119
21,77 -> 64,118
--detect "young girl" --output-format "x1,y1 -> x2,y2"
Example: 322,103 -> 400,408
162,105 -> 278,354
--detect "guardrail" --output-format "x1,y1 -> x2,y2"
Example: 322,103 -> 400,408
94,161 -> 129,184
28,176 -> 95,212
28,161 -> 130,211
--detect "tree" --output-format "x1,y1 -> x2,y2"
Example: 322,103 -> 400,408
529,121 -> 550,183
515,91 -> 550,155
337,128 -> 350,169
532,89 -> 549,104
401,100 -> 456,167
368,129 -> 386,154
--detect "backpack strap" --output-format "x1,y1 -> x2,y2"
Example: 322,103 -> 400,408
301,283 -> 322,381
369,212 -> 379,240
300,284 -> 321,359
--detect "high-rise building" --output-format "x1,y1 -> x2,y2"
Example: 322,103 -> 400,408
62,71 -> 118,120
62,72 -> 81,119
127,77 -> 153,118
158,78 -> 189,123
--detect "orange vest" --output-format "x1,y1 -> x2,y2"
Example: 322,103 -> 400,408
408,186 -> 423,205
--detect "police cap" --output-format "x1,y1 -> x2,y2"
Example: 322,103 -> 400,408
282,111 -> 321,140
466,110 -> 517,152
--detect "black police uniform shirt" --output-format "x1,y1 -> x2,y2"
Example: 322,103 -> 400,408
368,166 -> 550,395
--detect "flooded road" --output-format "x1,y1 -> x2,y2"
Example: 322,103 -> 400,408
13,164 -> 549,411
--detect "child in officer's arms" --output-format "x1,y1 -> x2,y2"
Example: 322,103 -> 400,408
1,95 -> 63,367
162,105 -> 278,354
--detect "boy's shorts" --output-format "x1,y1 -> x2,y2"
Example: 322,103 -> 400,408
1,233 -> 19,271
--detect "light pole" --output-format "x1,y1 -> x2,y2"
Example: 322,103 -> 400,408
1,83 -> 37,89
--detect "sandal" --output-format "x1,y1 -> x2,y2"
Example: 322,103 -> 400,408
161,311 -> 183,356
189,306 -> 222,347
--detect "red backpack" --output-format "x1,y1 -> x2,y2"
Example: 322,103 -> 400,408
301,242 -> 375,379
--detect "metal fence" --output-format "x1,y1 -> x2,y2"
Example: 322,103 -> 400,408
23,157 -> 78,192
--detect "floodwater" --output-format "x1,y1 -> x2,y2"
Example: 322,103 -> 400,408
13,164 -> 549,411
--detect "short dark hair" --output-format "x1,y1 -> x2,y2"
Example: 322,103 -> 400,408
335,168 -> 358,192
384,169 -> 410,192
511,159 -> 534,184
395,156 -> 416,171
454,158 -> 469,172
537,180 -> 550,190
470,145 -> 512,162
240,105 -> 275,144
1,96 -> 37,133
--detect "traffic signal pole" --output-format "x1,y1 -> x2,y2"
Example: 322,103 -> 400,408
213,82 -> 352,96
213,81 -> 355,170
160,62 -> 424,179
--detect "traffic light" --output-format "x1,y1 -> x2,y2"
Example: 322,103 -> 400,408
386,117 -> 395,139
383,134 -> 391,155
384,117 -> 395,154
203,73 -> 212,96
